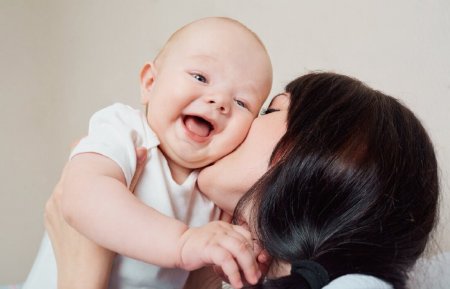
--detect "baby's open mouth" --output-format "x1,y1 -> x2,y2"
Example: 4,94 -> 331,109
183,115 -> 214,137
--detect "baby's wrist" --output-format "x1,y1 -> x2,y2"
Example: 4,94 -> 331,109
175,225 -> 192,270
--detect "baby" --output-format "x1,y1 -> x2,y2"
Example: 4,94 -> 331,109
22,17 -> 272,289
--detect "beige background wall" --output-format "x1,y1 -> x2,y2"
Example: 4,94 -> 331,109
1,0 -> 449,283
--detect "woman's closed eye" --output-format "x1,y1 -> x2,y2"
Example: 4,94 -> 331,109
261,108 -> 280,115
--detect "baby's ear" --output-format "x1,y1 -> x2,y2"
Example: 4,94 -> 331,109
140,62 -> 157,104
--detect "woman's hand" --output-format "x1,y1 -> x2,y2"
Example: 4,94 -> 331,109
45,171 -> 115,288
44,146 -> 148,289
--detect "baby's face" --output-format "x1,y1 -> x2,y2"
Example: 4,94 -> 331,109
141,19 -> 272,171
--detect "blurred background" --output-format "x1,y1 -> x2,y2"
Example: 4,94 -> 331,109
1,0 -> 449,283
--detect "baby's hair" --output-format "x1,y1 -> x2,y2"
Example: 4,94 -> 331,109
236,72 -> 439,289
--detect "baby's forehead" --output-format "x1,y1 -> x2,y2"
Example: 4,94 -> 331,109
158,18 -> 269,65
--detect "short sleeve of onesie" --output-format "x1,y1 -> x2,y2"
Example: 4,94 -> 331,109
70,103 -> 159,187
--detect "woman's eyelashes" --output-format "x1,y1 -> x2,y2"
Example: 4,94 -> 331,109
261,108 -> 280,115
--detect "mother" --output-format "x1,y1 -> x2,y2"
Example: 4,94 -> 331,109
46,72 -> 439,289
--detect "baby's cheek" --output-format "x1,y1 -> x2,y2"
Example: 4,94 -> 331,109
219,121 -> 252,158
234,116 -> 255,143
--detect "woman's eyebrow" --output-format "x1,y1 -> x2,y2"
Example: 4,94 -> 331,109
268,93 -> 287,107
271,93 -> 285,99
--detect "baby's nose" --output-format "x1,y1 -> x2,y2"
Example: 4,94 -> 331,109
207,96 -> 230,114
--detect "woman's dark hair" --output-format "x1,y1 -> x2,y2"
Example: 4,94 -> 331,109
235,72 -> 439,289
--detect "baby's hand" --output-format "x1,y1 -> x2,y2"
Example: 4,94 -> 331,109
177,221 -> 261,288
213,243 -> 271,287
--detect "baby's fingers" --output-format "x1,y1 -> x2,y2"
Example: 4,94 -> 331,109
208,245 -> 243,288
217,235 -> 260,285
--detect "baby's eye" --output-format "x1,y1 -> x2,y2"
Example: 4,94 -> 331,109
235,99 -> 247,109
192,73 -> 208,83
261,108 -> 280,115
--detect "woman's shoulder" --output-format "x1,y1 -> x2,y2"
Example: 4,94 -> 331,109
323,274 -> 392,289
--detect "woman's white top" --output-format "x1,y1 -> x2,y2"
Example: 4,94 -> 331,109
323,274 -> 393,289
221,274 -> 392,289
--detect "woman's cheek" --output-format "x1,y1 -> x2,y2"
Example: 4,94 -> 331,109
197,167 -> 213,194
197,155 -> 253,200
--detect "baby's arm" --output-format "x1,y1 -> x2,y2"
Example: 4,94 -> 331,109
61,152 -> 260,288
61,152 -> 188,267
